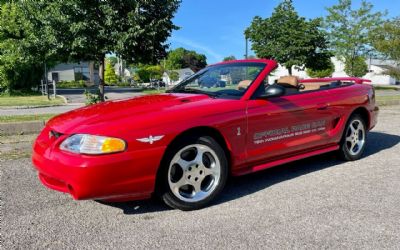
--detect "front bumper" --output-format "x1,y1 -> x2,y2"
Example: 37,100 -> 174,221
32,127 -> 166,201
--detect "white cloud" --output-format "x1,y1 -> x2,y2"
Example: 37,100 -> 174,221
169,36 -> 224,63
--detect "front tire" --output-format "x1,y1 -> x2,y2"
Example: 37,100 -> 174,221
159,136 -> 228,210
339,114 -> 367,161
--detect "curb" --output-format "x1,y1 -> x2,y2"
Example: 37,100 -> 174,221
0,121 -> 45,135
57,95 -> 68,104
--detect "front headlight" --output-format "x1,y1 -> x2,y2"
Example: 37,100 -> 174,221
60,134 -> 126,155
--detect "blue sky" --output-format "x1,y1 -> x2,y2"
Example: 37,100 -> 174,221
168,0 -> 399,64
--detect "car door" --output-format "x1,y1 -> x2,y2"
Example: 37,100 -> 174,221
245,90 -> 336,166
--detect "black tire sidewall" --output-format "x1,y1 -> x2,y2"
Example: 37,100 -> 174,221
159,135 -> 228,211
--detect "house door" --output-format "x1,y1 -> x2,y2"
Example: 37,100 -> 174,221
52,72 -> 59,83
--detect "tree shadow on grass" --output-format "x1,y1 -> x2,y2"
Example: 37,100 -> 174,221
99,131 -> 400,214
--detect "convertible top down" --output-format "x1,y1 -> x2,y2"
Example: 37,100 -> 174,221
32,59 -> 379,210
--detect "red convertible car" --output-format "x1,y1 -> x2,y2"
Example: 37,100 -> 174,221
32,59 -> 379,210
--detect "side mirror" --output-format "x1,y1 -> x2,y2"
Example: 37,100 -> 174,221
259,84 -> 286,99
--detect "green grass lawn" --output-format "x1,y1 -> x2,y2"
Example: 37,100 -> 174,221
0,113 -> 56,123
0,95 -> 65,107
376,95 -> 400,101
373,85 -> 400,91
142,89 -> 166,94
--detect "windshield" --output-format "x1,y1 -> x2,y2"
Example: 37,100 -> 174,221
169,62 -> 266,98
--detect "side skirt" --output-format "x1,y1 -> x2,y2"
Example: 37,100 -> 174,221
233,145 -> 339,176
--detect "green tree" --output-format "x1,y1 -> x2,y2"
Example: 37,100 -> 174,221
27,0 -> 180,100
104,60 -> 118,85
371,18 -> 400,79
165,47 -> 207,72
169,70 -> 179,82
223,55 -> 236,61
107,56 -> 118,67
344,56 -> 368,77
0,2 -> 56,92
325,0 -> 384,72
245,0 -> 331,75
136,64 -> 164,82
306,59 -> 335,78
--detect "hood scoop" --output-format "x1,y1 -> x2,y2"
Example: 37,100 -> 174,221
180,99 -> 191,103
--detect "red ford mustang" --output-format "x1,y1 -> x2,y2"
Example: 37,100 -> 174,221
32,59 -> 379,210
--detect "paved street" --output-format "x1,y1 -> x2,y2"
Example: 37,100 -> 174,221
1,106 -> 400,249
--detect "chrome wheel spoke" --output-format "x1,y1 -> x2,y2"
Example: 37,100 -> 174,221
194,146 -> 207,167
356,140 -> 363,149
357,122 -> 363,131
192,180 -> 202,194
350,141 -> 357,153
170,177 -> 187,193
349,123 -> 356,133
204,166 -> 219,176
176,158 -> 190,171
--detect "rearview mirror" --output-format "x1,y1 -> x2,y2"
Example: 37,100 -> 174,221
258,84 -> 286,99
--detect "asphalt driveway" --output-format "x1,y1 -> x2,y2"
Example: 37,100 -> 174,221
1,106 -> 400,249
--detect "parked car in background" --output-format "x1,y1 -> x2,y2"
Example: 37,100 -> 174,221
150,79 -> 166,88
32,59 -> 379,210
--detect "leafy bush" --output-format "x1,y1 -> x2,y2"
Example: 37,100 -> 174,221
115,81 -> 131,87
57,80 -> 86,88
84,89 -> 102,105
306,60 -> 335,78
344,56 -> 368,77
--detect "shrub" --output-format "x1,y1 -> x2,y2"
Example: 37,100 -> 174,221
84,88 -> 102,105
344,56 -> 368,77
57,80 -> 86,88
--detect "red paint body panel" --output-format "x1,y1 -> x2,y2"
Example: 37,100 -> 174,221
32,59 -> 379,201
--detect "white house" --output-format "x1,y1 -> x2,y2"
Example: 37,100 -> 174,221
270,57 -> 399,85
114,62 -> 132,78
47,61 -> 99,85
162,68 -> 194,86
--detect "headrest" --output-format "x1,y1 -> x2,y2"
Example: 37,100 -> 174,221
277,76 -> 299,88
237,80 -> 252,90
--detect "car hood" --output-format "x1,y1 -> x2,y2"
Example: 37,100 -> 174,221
46,93 -> 230,135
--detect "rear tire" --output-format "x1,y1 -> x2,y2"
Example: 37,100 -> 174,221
338,114 -> 367,161
159,135 -> 228,211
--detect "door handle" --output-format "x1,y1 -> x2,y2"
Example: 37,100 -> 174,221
317,103 -> 329,110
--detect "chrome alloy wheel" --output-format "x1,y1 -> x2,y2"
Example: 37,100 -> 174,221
345,119 -> 366,156
167,144 -> 221,203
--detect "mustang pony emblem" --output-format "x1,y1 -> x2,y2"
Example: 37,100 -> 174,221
136,135 -> 164,144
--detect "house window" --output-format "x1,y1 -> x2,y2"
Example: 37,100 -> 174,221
74,67 -> 90,81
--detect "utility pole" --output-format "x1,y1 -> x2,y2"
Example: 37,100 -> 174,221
44,62 -> 50,100
245,37 -> 249,59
